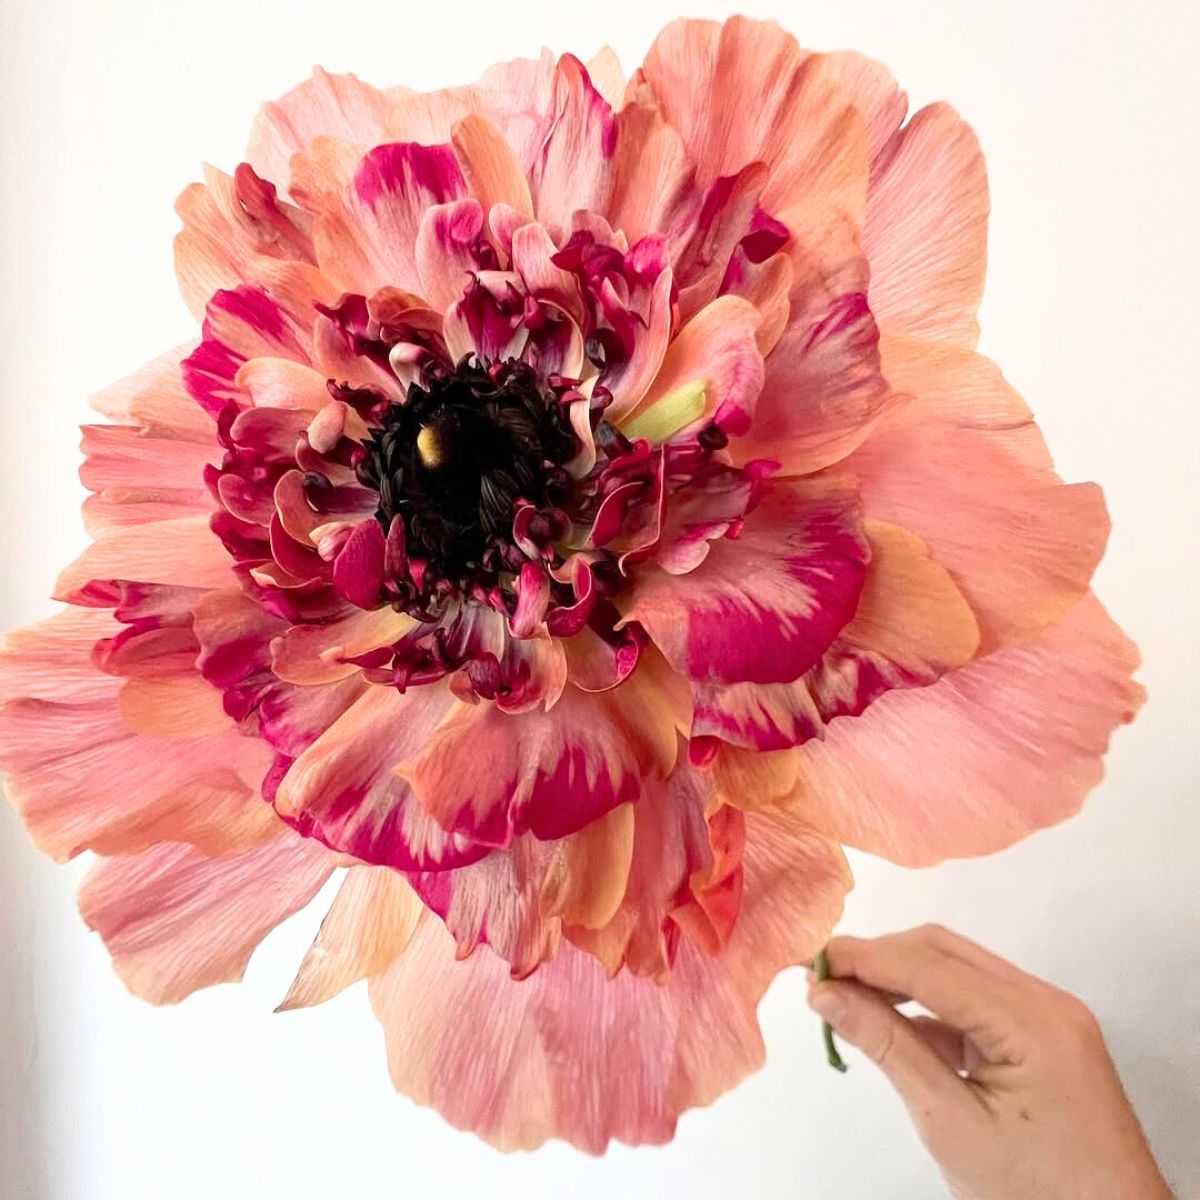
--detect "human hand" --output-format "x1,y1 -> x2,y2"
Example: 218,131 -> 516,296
807,925 -> 1173,1200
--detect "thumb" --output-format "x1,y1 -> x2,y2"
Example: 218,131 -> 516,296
809,980 -> 965,1114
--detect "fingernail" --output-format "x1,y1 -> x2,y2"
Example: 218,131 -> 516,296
808,985 -> 846,1026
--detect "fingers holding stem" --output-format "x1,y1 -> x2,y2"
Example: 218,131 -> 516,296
813,947 -> 848,1073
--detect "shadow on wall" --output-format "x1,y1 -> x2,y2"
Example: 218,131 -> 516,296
0,797 -> 49,1200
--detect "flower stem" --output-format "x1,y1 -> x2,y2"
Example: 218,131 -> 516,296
813,947 -> 848,1073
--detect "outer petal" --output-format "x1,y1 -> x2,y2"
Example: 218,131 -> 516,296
368,804 -> 850,1153
79,836 -> 334,1005
0,610 -> 280,859
527,55 -> 617,242
848,337 -> 1110,651
863,103 -> 988,348
618,475 -> 868,685
785,594 -> 1144,865
277,865 -> 424,1010
247,68 -> 398,191
398,662 -> 687,846
272,683 -> 486,871
640,18 -> 867,224
53,517 -> 235,604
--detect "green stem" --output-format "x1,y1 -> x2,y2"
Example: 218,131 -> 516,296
814,947 -> 848,1073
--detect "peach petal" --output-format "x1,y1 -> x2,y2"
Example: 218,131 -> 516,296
641,18 -> 867,222
80,836 -> 334,1005
864,102 -> 988,348
786,593 -> 1144,866
277,865 -> 424,1011
409,802 -> 634,979
173,163 -> 317,321
606,93 -> 699,249
450,114 -> 534,224
311,143 -> 467,296
585,46 -> 626,108
368,803 -> 849,1152
89,344 -> 215,444
270,605 -> 415,685
118,674 -> 232,738
0,680 -> 279,861
54,517 -> 235,604
618,294 -> 763,438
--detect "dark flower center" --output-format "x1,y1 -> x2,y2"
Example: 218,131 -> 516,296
355,357 -> 578,595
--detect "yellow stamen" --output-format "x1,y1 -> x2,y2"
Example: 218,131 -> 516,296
416,424 -> 443,468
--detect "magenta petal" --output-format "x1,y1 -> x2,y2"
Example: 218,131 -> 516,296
332,520 -> 386,610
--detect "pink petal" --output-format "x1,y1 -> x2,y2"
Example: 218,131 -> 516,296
272,683 -> 487,871
694,519 -> 980,750
80,836 -> 333,1004
332,519 -> 386,609
247,67 -> 397,192
398,663 -> 687,846
731,291 -> 894,475
847,337 -> 1109,651
527,55 -> 617,243
415,199 -> 487,312
784,594 -> 1144,865
368,803 -> 849,1152
864,103 -> 988,348
182,284 -> 315,418
618,475 -> 868,684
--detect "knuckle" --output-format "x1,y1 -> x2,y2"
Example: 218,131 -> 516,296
869,1016 -> 901,1068
913,922 -> 952,949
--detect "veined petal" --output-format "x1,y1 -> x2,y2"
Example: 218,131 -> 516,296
618,475 -> 868,685
785,594 -> 1144,865
272,683 -> 487,871
277,865 -> 424,1010
864,102 -> 988,348
368,803 -> 849,1153
79,836 -> 334,1004
398,660 -> 688,846
247,67 -> 398,191
695,520 -> 979,750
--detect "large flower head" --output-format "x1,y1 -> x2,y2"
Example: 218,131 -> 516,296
0,18 -> 1142,1152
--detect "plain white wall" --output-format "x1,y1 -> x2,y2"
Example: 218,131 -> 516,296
1,1 -> 1197,1196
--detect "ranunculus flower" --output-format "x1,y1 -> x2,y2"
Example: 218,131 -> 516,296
0,17 -> 1143,1152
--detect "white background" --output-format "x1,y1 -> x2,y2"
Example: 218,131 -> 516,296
2,1 -> 1198,1196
